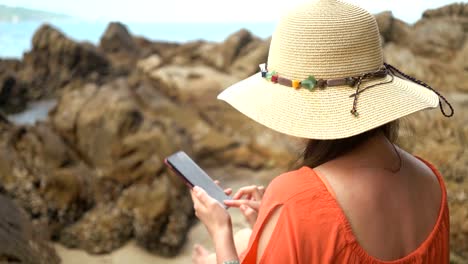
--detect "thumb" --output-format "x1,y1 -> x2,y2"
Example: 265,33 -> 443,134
241,205 -> 258,226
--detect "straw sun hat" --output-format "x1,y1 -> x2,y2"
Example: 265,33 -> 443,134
218,0 -> 453,139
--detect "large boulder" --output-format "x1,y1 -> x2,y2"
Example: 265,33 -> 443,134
100,22 -> 137,54
375,11 -> 393,41
410,19 -> 465,60
0,119 -> 93,237
219,29 -> 254,69
99,22 -> 140,70
169,29 -> 257,71
0,194 -> 60,264
374,12 -> 412,46
422,3 -> 468,19
48,78 -> 195,255
58,203 -> 133,254
229,37 -> 270,78
378,4 -> 468,93
0,70 -> 28,113
145,65 -> 238,102
19,24 -> 109,99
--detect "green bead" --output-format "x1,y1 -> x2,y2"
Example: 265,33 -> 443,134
266,71 -> 276,81
301,76 -> 317,91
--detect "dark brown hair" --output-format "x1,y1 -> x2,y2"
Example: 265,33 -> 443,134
296,120 -> 399,169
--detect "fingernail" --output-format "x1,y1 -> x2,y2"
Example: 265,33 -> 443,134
240,205 -> 245,210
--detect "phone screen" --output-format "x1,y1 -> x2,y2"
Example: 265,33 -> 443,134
165,151 -> 231,208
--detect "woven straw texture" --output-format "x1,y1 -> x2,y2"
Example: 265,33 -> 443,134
218,0 -> 439,139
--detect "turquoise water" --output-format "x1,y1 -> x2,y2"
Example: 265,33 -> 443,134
0,20 -> 275,58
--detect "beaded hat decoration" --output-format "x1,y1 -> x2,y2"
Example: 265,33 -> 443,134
259,62 -> 453,118
217,0 -> 454,140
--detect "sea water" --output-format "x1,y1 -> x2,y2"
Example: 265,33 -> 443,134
0,20 -> 275,58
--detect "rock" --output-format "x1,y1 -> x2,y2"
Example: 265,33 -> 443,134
99,22 -> 140,71
375,11 -> 393,41
454,41 -> 468,73
28,24 -> 109,77
0,59 -> 29,113
170,29 -> 255,71
422,3 -> 468,18
229,38 -> 270,78
165,40 -> 208,66
65,79 -> 184,188
117,174 -> 193,256
0,58 -> 21,72
383,43 -> 468,92
137,54 -> 163,73
200,102 -> 300,169
197,29 -> 256,71
147,65 -> 238,102
220,29 -> 254,69
19,24 -> 109,100
0,194 -> 60,264
59,203 -> 133,254
100,22 -> 137,54
0,71 -> 28,113
49,82 -> 99,144
48,78 -> 195,254
411,19 -> 465,60
133,37 -> 180,58
0,121 -> 93,237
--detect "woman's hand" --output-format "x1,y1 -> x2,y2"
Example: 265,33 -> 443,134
190,186 -> 232,239
191,185 -> 239,263
224,185 -> 265,228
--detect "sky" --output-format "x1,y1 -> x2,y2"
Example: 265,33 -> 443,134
0,0 -> 461,23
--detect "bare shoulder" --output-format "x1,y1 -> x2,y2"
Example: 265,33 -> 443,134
401,150 -> 442,195
314,148 -> 443,260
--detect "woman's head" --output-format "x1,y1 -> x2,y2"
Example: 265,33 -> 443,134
218,0 -> 447,142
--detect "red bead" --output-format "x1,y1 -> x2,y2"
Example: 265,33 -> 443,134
271,75 -> 279,83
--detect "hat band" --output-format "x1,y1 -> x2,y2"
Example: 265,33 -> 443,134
259,63 -> 387,91
259,63 -> 454,118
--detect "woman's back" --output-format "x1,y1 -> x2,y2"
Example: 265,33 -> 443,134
241,134 -> 449,264
315,134 -> 444,261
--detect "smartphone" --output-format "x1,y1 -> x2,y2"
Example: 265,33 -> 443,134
164,151 -> 230,209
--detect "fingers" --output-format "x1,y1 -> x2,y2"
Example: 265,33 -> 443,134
258,186 -> 265,196
224,199 -> 260,210
193,186 -> 211,204
240,204 -> 258,227
214,180 -> 232,196
233,185 -> 265,201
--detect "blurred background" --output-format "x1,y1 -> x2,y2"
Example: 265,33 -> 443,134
0,0 -> 466,263
0,0 -> 458,58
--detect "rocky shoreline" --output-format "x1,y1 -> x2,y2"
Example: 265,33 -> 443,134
0,3 -> 467,263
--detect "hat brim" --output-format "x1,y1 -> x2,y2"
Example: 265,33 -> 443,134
217,72 -> 439,139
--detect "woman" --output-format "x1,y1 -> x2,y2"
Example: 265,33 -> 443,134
190,0 -> 453,263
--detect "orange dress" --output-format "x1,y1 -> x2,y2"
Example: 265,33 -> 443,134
240,157 -> 449,264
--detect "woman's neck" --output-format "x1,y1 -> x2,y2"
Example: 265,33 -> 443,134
334,132 -> 402,173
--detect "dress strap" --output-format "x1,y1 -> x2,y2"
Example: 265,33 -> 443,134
313,169 -> 338,199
